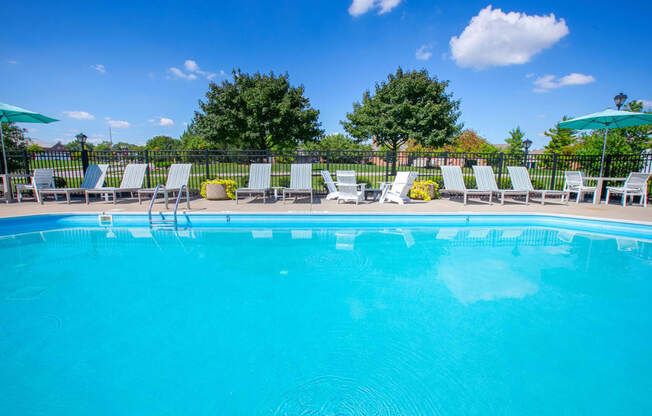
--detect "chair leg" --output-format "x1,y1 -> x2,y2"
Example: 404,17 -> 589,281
85,192 -> 90,204
186,188 -> 190,209
622,192 -> 627,207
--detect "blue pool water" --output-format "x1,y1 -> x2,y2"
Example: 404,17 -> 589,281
1,215 -> 651,415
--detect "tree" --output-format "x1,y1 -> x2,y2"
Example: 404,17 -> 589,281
341,67 -> 462,173
505,126 -> 525,154
1,122 -> 32,171
180,125 -> 212,150
544,116 -> 577,155
442,130 -> 498,153
64,137 -> 94,152
300,133 -> 371,152
193,70 -> 323,151
145,135 -> 179,151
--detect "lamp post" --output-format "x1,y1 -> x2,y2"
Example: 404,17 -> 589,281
76,133 -> 89,173
523,138 -> 532,168
614,92 -> 627,110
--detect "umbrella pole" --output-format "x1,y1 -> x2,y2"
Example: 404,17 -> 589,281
0,123 -> 7,175
599,127 -> 608,178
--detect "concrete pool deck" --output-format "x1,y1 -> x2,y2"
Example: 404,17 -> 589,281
1,195 -> 651,224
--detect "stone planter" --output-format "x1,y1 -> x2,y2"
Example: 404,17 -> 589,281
206,183 -> 228,200
425,184 -> 437,200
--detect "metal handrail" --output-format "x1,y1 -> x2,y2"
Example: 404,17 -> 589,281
172,184 -> 186,224
147,184 -> 163,221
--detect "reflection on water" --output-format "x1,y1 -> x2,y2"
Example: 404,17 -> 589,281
0,225 -> 651,415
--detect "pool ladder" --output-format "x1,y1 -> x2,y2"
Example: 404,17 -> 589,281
147,184 -> 187,229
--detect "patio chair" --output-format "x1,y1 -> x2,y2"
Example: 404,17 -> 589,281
379,171 -> 418,204
440,165 -> 492,205
336,170 -> 365,204
605,172 -> 650,207
507,166 -> 569,205
283,163 -> 313,204
235,163 -> 271,203
16,168 -> 54,203
472,165 -> 528,205
85,163 -> 147,204
563,171 -> 597,204
38,164 -> 109,204
321,170 -> 339,200
137,163 -> 191,209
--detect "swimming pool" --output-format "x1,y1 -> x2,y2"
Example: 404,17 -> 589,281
1,214 -> 651,415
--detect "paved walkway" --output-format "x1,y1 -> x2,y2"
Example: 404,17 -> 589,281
1,195 -> 651,224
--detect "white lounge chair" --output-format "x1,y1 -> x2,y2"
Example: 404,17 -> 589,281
336,170 -> 365,204
16,168 -> 54,203
605,172 -> 650,207
235,163 -> 271,203
507,166 -> 569,205
563,171 -> 597,204
472,165 -> 528,205
38,164 -> 109,204
85,163 -> 147,204
321,170 -> 339,200
440,165 -> 492,205
379,171 -> 418,204
283,163 -> 313,204
137,163 -> 191,209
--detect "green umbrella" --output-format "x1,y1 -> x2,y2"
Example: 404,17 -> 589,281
0,102 -> 58,175
559,109 -> 652,177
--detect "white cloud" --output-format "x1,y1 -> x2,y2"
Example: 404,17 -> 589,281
450,6 -> 569,69
415,45 -> 433,61
8,60 -> 17,64
91,64 -> 106,74
349,0 -> 402,17
638,99 -> 652,109
63,110 -> 95,120
169,67 -> 197,80
525,73 -> 535,79
105,117 -> 130,128
169,60 -> 217,80
150,117 -> 174,127
532,73 -> 595,92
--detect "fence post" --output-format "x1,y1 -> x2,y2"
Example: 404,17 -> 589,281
385,151 -> 390,182
204,149 -> 210,181
550,153 -> 558,190
497,152 -> 504,188
81,148 -> 89,174
22,149 -> 29,174
144,150 -> 151,188
326,150 -> 330,172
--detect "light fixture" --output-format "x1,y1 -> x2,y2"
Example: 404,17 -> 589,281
523,138 -> 532,150
613,92 -> 627,110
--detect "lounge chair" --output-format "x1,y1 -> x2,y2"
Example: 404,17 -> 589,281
137,163 -> 191,209
605,172 -> 650,207
379,171 -> 418,204
563,171 -> 597,204
321,170 -> 339,200
85,163 -> 147,204
283,163 -> 313,203
507,166 -> 569,205
336,170 -> 365,204
38,164 -> 109,204
16,168 -> 54,203
235,163 -> 271,203
440,165 -> 492,205
472,165 -> 528,205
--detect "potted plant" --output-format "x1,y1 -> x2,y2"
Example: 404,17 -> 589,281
200,179 -> 237,200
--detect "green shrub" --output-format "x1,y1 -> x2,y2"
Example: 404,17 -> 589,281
409,180 -> 440,201
200,178 -> 237,199
53,176 -> 67,188
154,160 -> 172,169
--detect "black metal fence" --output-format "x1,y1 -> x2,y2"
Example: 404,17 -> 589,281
3,149 -> 651,195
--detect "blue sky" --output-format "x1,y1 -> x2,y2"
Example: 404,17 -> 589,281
3,0 -> 651,148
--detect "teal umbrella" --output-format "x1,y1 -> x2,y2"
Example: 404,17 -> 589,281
0,102 -> 58,175
559,109 -> 652,177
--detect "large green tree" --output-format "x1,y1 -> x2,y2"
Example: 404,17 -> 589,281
1,122 -> 32,171
505,126 -> 525,154
544,116 -> 577,155
145,135 -> 180,151
300,133 -> 371,152
193,70 -> 323,151
341,67 -> 461,172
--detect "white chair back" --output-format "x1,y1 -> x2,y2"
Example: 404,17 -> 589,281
564,171 -> 584,190
165,164 -> 192,189
119,164 -> 147,189
289,164 -> 312,190
81,164 -> 109,189
391,171 -> 418,196
246,163 -> 271,190
472,166 -> 499,191
507,166 -> 534,191
441,165 -> 467,191
623,172 -> 651,192
321,170 -> 337,193
32,168 -> 54,188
